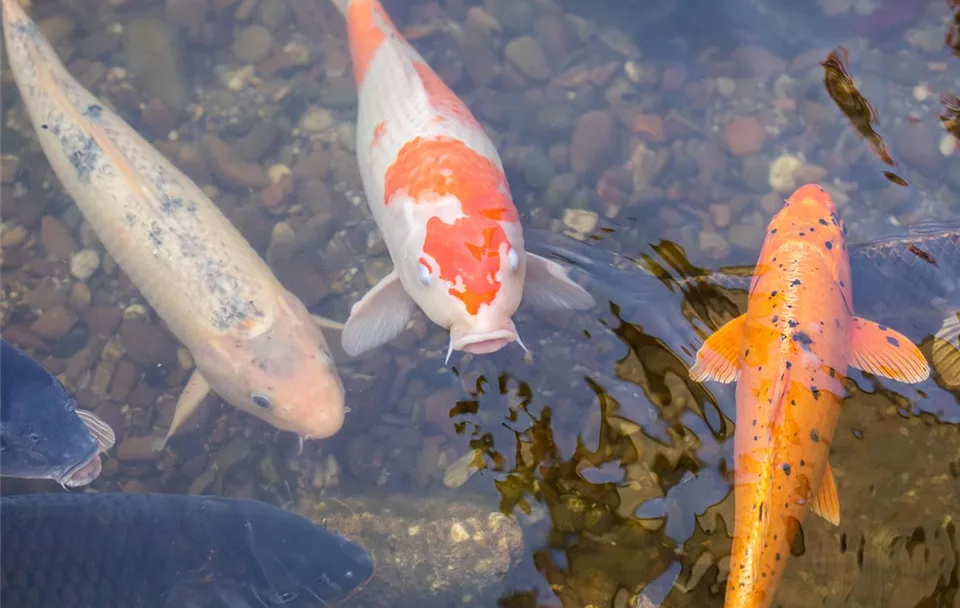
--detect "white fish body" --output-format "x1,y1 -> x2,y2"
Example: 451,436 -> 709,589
1,0 -> 346,443
330,0 -> 596,361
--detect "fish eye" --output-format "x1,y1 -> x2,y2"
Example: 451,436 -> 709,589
417,262 -> 431,286
279,591 -> 297,602
251,392 -> 271,409
28,433 -> 40,444
507,247 -> 519,272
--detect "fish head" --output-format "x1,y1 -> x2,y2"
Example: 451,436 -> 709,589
760,183 -> 849,283
198,294 -> 346,441
240,504 -> 374,606
403,208 -> 527,358
0,340 -> 101,486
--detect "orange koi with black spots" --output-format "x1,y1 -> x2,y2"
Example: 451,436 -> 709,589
329,0 -> 595,361
690,184 -> 930,608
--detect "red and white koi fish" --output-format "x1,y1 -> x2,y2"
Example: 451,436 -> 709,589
2,0 -> 346,446
690,184 -> 930,608
328,0 -> 595,362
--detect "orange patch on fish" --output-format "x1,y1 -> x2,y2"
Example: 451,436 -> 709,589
383,136 -> 519,316
423,219 -> 509,315
370,120 -> 387,151
413,62 -> 483,131
383,136 -> 517,221
345,0 -> 396,84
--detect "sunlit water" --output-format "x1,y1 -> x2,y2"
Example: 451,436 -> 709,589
1,0 -> 959,606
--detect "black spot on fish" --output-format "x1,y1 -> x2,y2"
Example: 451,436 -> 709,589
772,315 -> 779,323
786,361 -> 792,368
788,320 -> 799,328
83,104 -> 103,119
819,218 -> 829,226
810,428 -> 820,442
799,232 -> 806,237
782,463 -> 791,476
771,228 -> 778,234
68,136 -> 98,184
148,224 -> 164,247
770,290 -> 778,297
811,386 -> 821,400
793,331 -> 814,351
776,553 -> 782,561
907,243 -> 938,266
41,124 -> 49,130
879,324 -> 888,331
825,241 -> 833,250
829,368 -> 836,377
800,459 -> 805,467
886,335 -> 900,347
791,279 -> 801,286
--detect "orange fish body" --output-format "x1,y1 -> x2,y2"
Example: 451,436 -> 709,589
690,184 -> 930,607
328,0 -> 594,362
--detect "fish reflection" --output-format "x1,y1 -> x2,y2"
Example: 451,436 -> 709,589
821,46 -> 906,186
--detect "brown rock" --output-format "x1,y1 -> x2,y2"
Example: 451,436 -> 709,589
203,134 -> 270,189
730,45 -> 786,80
117,435 -> 163,461
292,145 -> 331,181
119,319 -> 179,367
458,28 -> 498,88
570,111 -> 617,176
110,360 -> 141,401
141,99 -> 177,136
40,216 -> 79,261
258,174 -> 293,209
630,114 -> 665,142
1,154 -> 20,184
82,306 -> 124,340
725,116 -> 766,157
2,326 -> 50,352
29,305 -> 77,340
660,63 -> 688,91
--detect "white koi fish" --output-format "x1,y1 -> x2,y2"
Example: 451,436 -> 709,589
329,0 -> 596,362
2,0 -> 346,446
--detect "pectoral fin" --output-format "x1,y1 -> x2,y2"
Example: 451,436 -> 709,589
932,312 -> 960,388
76,409 -> 116,453
812,462 -> 840,526
690,314 -> 745,384
522,253 -> 596,311
849,317 -> 930,383
154,369 -> 211,451
340,270 -> 416,357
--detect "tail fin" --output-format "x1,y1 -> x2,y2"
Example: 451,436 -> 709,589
328,0 -> 350,16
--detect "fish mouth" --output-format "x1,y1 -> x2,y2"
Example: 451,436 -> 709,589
59,452 -> 103,488
451,329 -> 519,355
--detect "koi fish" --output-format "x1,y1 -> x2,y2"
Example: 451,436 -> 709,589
1,338 -> 115,488
328,0 -> 595,362
689,184 -> 930,607
2,0 -> 346,446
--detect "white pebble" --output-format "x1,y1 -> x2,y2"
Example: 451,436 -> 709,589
69,248 -> 101,280
715,77 -> 736,97
939,133 -> 957,157
768,154 -> 804,194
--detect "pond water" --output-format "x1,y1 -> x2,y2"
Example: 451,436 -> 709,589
1,0 -> 959,606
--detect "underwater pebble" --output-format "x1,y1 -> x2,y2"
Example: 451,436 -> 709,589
69,249 -> 101,280
443,449 -> 483,488
768,154 -> 804,193
232,25 -> 274,64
